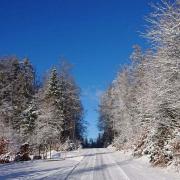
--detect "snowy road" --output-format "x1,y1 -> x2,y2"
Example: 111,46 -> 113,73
0,148 -> 179,180
66,148 -> 129,180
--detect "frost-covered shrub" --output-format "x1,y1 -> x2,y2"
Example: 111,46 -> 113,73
133,132 -> 148,157
137,128 -> 179,167
14,143 -> 31,162
112,136 -> 125,150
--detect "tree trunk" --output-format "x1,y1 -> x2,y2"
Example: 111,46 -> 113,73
50,143 -> 51,159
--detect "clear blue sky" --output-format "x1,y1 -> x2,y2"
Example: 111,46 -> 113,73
0,0 -> 157,139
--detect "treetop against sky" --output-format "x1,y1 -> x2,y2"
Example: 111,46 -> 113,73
0,0 -> 157,139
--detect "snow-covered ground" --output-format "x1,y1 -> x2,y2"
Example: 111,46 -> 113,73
0,148 -> 179,180
112,150 -> 179,180
0,150 -> 84,180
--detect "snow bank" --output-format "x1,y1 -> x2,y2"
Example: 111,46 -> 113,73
111,149 -> 180,179
46,150 -> 61,159
0,149 -> 84,180
107,144 -> 116,151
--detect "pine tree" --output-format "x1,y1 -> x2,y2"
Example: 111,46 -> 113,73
36,68 -> 64,147
21,100 -> 38,144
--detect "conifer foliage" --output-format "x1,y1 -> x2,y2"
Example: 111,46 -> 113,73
0,58 -> 84,157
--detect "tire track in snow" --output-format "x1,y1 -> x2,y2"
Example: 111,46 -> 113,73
63,152 -> 86,180
106,151 -> 130,180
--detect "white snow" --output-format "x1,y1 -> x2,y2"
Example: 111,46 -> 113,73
0,150 -> 84,180
46,150 -> 61,159
112,150 -> 180,180
107,144 -> 116,151
0,148 -> 179,180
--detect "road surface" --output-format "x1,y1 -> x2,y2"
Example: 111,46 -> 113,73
0,148 -> 179,180
66,148 -> 129,180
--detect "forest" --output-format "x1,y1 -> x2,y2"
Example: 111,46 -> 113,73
0,59 -> 85,161
98,0 -> 180,167
0,0 -> 179,171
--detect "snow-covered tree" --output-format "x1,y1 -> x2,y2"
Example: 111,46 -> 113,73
0,57 -> 37,154
57,61 -> 84,143
36,68 -> 64,147
35,61 -> 84,150
21,100 -> 38,144
98,0 -> 180,166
